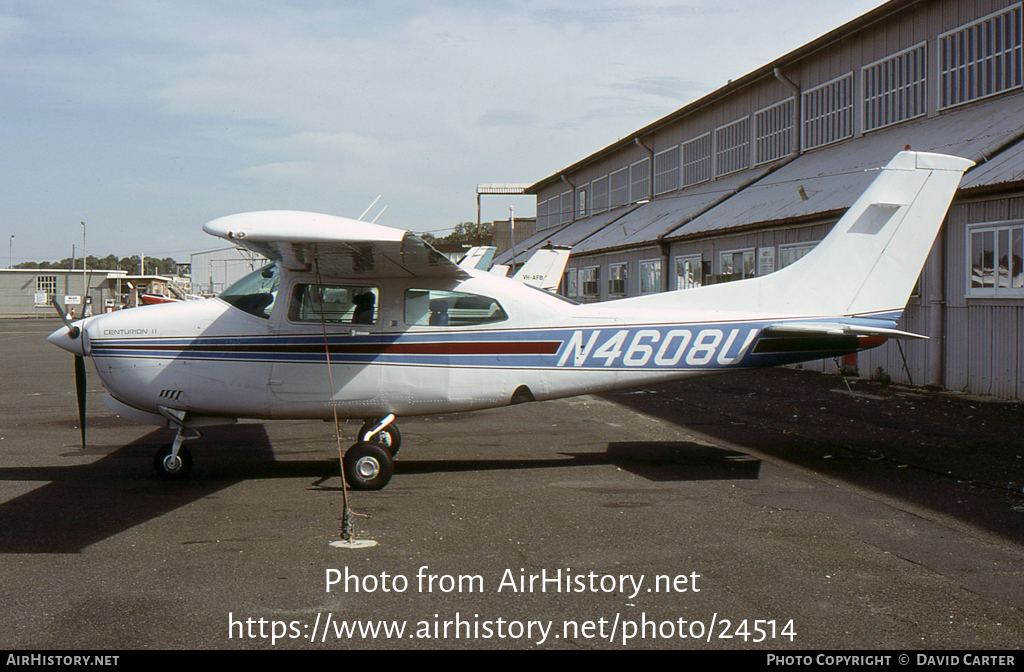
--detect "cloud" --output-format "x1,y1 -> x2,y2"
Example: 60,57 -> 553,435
0,0 -> 893,260
479,109 -> 537,127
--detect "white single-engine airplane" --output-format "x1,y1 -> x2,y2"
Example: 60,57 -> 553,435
48,151 -> 972,490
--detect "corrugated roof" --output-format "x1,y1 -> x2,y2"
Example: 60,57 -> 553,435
960,136 -> 1024,192
667,92 -> 1024,241
527,0 -> 920,194
493,205 -> 640,265
572,165 -> 780,254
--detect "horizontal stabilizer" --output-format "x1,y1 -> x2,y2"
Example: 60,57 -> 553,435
763,322 -> 928,340
459,246 -> 496,271
513,246 -> 571,291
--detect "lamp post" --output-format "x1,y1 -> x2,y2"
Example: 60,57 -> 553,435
81,221 -> 88,316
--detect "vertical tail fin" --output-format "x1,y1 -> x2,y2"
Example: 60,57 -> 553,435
773,151 -> 973,317
637,151 -> 973,319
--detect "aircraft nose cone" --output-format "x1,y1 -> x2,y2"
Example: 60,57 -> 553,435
47,324 -> 86,356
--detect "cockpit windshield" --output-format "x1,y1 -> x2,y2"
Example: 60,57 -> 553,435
219,263 -> 280,319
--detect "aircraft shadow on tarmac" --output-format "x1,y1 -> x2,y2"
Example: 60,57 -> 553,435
0,429 -> 758,554
394,442 -> 761,483
0,425 -> 278,555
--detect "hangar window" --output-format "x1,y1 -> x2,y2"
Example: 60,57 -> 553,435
682,133 -> 712,186
802,73 -> 855,150
609,262 -> 628,296
404,289 -> 508,327
640,259 -> 662,295
720,249 -> 756,280
219,263 -> 279,319
675,254 -> 703,290
290,284 -> 378,324
582,266 -> 600,297
609,167 -> 630,208
862,42 -> 927,132
715,117 -> 750,176
591,175 -> 610,214
939,4 -> 1023,110
779,242 -> 818,269
967,221 -> 1024,298
536,198 -> 550,230
36,275 -> 57,296
559,190 -> 574,225
755,98 -> 794,164
629,159 -> 650,203
566,268 -> 579,298
654,146 -> 680,195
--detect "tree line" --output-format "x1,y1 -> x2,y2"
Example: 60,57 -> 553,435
14,255 -> 181,276
418,222 -> 493,246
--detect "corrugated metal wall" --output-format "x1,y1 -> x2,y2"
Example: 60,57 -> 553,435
538,0 -> 1024,399
943,193 -> 1024,399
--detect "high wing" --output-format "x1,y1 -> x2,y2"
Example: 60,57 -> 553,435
203,210 -> 469,279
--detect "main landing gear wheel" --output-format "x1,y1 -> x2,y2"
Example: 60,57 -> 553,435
154,444 -> 193,480
343,441 -> 393,491
360,421 -> 401,456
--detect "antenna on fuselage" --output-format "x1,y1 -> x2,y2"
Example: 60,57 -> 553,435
358,196 -> 382,222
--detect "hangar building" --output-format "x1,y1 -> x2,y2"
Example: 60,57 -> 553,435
496,0 -> 1024,400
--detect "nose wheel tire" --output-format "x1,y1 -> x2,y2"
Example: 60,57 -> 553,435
359,421 -> 401,456
343,441 -> 393,490
154,444 -> 193,480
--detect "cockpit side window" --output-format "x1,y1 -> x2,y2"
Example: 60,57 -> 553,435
219,263 -> 279,319
289,284 -> 378,324
404,289 -> 508,327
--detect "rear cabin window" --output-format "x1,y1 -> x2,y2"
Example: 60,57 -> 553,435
404,289 -> 507,327
290,284 -> 378,324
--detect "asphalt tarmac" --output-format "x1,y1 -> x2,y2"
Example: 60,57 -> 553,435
1,318 -> 1022,650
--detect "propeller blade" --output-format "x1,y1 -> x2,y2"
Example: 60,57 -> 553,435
53,300 -> 80,339
75,354 -> 87,448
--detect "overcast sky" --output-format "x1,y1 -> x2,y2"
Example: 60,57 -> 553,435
1,0 -> 889,264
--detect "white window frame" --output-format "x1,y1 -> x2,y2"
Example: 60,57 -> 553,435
559,190 -> 574,225
682,133 -> 712,187
938,3 -> 1024,111
639,259 -> 662,295
577,185 -> 588,219
714,116 -> 750,177
566,267 -> 579,298
862,42 -> 928,133
608,262 -> 628,296
591,175 -> 609,214
778,242 -> 818,270
654,145 -> 680,196
629,159 -> 650,203
582,266 -> 600,297
609,167 -> 629,208
966,220 -> 1024,298
675,254 -> 702,290
36,275 -> 58,296
536,198 -> 550,231
802,72 -> 855,151
754,98 -> 794,165
720,248 -> 756,279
